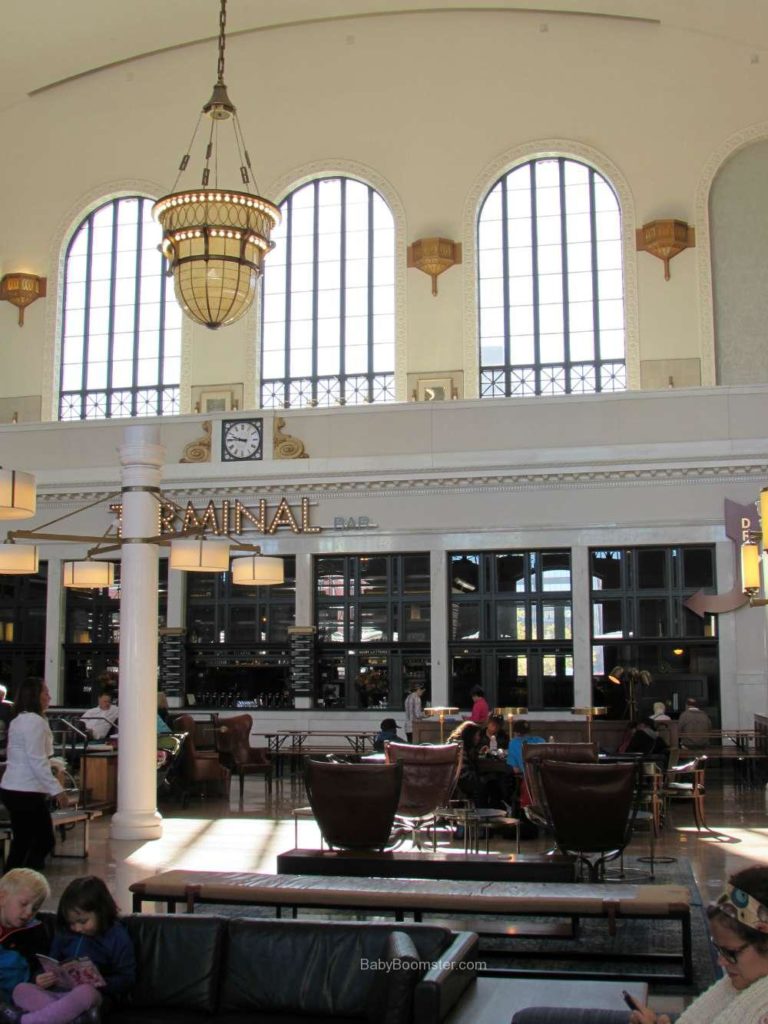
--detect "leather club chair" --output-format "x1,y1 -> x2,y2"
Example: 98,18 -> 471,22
539,759 -> 639,881
383,741 -> 463,849
173,713 -> 230,804
304,757 -> 403,850
522,742 -> 598,831
215,713 -> 272,800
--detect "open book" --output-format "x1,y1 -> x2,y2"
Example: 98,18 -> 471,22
36,954 -> 106,989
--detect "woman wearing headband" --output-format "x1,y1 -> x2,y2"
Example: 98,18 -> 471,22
511,865 -> 768,1024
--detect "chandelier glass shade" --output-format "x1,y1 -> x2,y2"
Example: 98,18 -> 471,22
0,545 -> 39,574
741,541 -> 761,593
0,468 -> 36,520
62,560 -> 115,589
169,537 -> 231,572
153,190 -> 280,329
231,554 -> 284,586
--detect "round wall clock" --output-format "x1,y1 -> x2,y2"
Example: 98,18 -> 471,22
221,418 -> 263,462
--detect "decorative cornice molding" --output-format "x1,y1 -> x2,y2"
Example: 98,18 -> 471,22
37,459 -> 768,507
462,138 -> 639,398
695,119 -> 768,388
265,159 -> 408,401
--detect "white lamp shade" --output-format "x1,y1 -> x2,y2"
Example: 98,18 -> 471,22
0,545 -> 39,574
0,469 -> 36,520
62,560 -> 115,588
741,542 -> 761,593
231,555 -> 284,586
169,537 -> 230,572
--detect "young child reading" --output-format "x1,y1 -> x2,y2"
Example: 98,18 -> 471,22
0,870 -> 51,1003
6,876 -> 135,1024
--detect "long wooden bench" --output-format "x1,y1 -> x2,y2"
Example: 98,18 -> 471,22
276,848 -> 576,883
129,870 -> 692,983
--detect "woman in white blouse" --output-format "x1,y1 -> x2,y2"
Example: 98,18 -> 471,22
0,678 -> 69,869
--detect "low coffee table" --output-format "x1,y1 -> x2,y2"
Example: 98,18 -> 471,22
438,806 -> 520,853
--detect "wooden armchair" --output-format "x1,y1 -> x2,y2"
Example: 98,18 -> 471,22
216,713 -> 272,800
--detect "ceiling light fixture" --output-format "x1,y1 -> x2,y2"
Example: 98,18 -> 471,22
153,0 -> 280,330
0,467 -> 36,519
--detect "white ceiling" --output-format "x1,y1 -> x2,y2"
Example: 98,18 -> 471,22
4,0 -> 768,113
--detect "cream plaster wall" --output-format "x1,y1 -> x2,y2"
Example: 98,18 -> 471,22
2,9 -> 768,403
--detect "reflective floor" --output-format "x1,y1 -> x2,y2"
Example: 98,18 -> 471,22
40,766 -> 768,1010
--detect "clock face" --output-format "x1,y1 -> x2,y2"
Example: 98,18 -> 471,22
221,418 -> 263,462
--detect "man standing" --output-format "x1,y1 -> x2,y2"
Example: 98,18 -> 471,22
678,697 -> 711,749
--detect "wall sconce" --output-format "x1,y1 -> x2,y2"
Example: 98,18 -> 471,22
407,238 -> 462,295
635,220 -> 695,280
0,274 -> 47,326
741,488 -> 768,606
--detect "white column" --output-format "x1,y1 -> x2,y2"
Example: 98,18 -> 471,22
571,544 -> 593,708
44,557 -> 64,704
111,426 -> 164,841
430,549 -> 448,705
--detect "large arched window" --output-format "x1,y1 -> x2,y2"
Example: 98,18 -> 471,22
478,157 -> 625,398
260,177 -> 395,408
59,196 -> 181,420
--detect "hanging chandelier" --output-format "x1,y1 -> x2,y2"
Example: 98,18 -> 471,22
153,0 -> 280,330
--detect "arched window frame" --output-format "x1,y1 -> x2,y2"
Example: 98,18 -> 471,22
55,192 -> 182,421
257,165 -> 406,408
463,142 -> 639,400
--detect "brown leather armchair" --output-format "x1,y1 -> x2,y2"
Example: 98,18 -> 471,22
522,742 -> 598,831
173,713 -> 230,803
383,741 -> 463,849
539,759 -> 639,881
304,758 -> 403,850
216,713 -> 272,801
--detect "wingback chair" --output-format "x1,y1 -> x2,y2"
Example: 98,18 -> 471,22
173,713 -> 230,804
216,713 -> 272,800
383,741 -> 463,849
539,759 -> 640,881
303,758 -> 403,850
522,742 -> 598,831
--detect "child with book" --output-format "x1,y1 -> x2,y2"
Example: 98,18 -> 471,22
0,870 -> 51,1003
3,876 -> 135,1024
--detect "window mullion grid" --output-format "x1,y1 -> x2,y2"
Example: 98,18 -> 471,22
80,214 -> 96,418
283,194 -> 294,408
500,177 -> 512,395
366,186 -> 374,400
588,168 -> 602,387
339,178 -> 348,401
129,202 -> 143,415
558,159 -> 572,392
530,162 -> 542,395
311,182 -> 320,405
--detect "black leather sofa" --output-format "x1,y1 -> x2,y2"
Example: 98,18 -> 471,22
108,913 -> 478,1024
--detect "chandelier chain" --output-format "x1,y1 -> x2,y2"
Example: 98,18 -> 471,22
217,0 -> 228,84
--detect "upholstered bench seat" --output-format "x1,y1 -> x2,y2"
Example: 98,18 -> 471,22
130,870 -> 692,983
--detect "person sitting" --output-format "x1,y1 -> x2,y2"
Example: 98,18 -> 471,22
625,717 -> 669,760
506,720 -> 545,775
373,718 -> 403,752
678,696 -> 712,750
481,715 -> 509,755
511,863 -> 768,1024
79,691 -> 119,741
651,700 -> 671,723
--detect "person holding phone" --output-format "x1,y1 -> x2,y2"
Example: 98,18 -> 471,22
512,864 -> 768,1024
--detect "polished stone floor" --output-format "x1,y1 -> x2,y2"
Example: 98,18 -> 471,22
44,766 -> 768,914
36,766 -> 768,1014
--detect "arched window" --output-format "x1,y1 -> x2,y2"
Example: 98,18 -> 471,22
478,157 -> 625,398
59,196 -> 181,420
260,177 -> 395,408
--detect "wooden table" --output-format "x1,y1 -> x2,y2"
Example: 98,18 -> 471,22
81,750 -> 118,809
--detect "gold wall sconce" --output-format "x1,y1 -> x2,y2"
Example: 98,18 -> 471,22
635,220 -> 695,280
407,238 -> 462,295
0,274 -> 47,326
